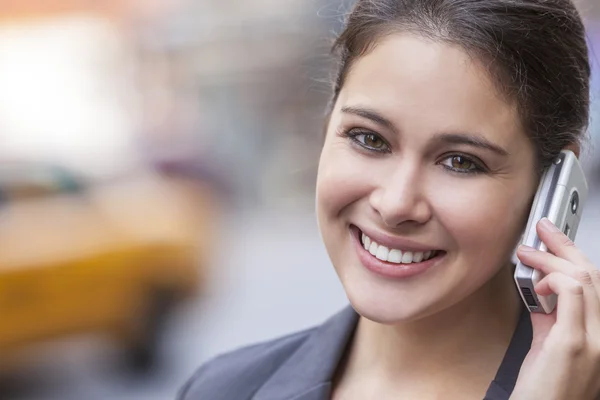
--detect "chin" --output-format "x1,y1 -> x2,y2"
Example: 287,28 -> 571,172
351,301 -> 436,325
343,279 -> 447,325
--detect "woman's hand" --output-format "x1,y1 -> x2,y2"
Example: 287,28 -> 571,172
510,218 -> 600,400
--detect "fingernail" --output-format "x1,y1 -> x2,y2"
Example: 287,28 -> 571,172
540,218 -> 560,232
518,245 -> 537,252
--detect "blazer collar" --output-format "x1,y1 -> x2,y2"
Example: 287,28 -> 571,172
252,306 -> 358,400
253,305 -> 532,400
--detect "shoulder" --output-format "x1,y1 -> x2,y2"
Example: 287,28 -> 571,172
177,327 -> 317,400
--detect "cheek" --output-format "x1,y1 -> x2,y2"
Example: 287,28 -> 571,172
316,143 -> 373,220
429,177 -> 532,259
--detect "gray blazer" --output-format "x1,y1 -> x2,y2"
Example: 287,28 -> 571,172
178,305 -> 532,400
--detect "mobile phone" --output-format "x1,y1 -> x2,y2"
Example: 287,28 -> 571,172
514,150 -> 588,314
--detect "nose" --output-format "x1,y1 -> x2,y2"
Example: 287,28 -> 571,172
369,163 -> 432,228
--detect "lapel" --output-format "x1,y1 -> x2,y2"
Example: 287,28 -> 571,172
252,306 -> 359,400
252,305 -> 532,400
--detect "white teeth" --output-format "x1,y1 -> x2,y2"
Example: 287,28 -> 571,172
375,246 -> 389,261
363,234 -> 371,251
360,232 -> 437,264
388,249 -> 403,263
413,251 -> 424,263
369,241 -> 378,256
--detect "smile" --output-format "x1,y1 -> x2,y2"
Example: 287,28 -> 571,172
351,225 -> 445,279
361,232 -> 438,264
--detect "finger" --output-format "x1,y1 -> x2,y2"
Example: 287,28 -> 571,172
517,244 -> 583,277
591,267 -> 600,305
522,247 -> 600,333
537,218 -> 591,268
570,268 -> 600,335
552,269 -> 600,334
535,272 -> 586,337
578,269 -> 600,334
518,245 -> 600,332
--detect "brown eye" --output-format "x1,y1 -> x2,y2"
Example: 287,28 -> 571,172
345,130 -> 390,152
440,154 -> 483,174
364,134 -> 385,149
451,156 -> 474,170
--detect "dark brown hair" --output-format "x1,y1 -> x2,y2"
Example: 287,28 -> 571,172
330,0 -> 591,170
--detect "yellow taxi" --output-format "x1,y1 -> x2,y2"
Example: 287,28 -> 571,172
0,162 -> 217,372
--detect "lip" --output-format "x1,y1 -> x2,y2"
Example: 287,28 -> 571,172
356,225 -> 439,253
350,226 -> 445,279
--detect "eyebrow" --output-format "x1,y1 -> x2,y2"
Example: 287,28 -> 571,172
341,106 -> 397,133
340,105 -> 509,157
433,133 -> 510,156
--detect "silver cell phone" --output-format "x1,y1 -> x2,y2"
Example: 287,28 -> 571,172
514,150 -> 588,314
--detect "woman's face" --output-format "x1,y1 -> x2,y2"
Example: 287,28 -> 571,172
316,34 -> 538,323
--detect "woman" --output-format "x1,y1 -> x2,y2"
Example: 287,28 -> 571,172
179,0 -> 600,399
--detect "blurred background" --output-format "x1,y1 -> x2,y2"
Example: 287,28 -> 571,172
0,1 -> 598,399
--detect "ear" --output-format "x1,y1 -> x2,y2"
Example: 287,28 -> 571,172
564,142 -> 581,158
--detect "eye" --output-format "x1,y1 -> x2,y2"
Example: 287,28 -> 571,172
440,154 -> 484,174
361,134 -> 386,149
344,129 -> 390,153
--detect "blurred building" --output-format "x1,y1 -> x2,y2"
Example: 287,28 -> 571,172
0,1 -> 147,178
133,0 -> 339,209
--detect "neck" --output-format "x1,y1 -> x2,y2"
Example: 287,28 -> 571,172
338,266 -> 522,393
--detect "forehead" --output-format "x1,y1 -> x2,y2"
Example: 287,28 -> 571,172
336,34 -> 525,149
